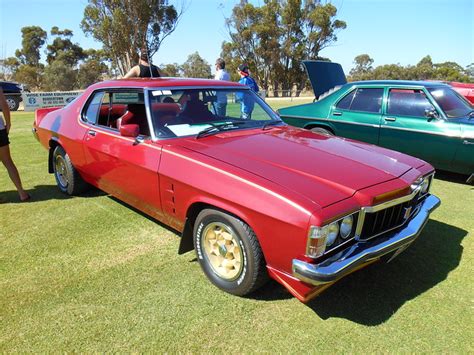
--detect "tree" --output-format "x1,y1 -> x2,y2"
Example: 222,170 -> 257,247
223,0 -> 346,96
46,27 -> 86,67
42,60 -> 77,91
349,54 -> 374,81
160,62 -> 181,77
81,0 -> 184,76
0,57 -> 20,81
14,65 -> 43,90
181,52 -> 211,78
77,49 -> 110,88
15,26 -> 47,66
347,55 -> 473,83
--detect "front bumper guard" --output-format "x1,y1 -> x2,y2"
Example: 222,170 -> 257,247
293,195 -> 441,286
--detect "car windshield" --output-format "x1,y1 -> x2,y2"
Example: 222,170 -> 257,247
428,86 -> 473,118
147,88 -> 282,138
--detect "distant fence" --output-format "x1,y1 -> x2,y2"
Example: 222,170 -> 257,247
260,90 -> 313,99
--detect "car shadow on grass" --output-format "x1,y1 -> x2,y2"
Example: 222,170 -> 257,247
0,184 -> 105,204
435,170 -> 471,185
305,219 -> 466,325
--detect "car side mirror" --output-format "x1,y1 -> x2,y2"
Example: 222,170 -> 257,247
120,123 -> 139,137
424,108 -> 439,122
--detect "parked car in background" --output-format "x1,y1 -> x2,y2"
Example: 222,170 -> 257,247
447,81 -> 474,104
278,61 -> 474,182
33,77 -> 439,302
0,81 -> 25,111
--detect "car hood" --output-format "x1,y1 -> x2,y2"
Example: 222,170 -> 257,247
179,127 -> 424,208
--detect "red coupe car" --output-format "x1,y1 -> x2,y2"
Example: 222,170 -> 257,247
33,78 -> 440,302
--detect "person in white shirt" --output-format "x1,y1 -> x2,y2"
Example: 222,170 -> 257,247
214,58 -> 231,116
0,88 -> 29,202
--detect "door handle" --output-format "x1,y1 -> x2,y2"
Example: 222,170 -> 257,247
88,130 -> 96,136
463,140 -> 474,145
384,117 -> 397,122
333,111 -> 342,116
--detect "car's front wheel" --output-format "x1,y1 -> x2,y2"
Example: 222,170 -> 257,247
52,146 -> 88,195
194,209 -> 268,296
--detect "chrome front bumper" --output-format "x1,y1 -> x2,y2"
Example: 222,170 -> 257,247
292,195 -> 441,286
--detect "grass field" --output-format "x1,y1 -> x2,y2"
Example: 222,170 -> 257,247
1,106 -> 473,352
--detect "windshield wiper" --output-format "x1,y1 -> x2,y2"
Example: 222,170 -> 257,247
262,120 -> 283,130
195,121 -> 250,139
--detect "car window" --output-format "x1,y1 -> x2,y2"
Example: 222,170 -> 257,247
387,89 -> 434,117
336,89 -> 356,110
95,90 -> 150,135
149,88 -> 282,138
83,91 -> 105,124
428,86 -> 473,118
349,88 -> 384,113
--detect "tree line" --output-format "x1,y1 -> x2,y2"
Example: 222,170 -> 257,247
349,54 -> 473,83
0,0 -> 471,93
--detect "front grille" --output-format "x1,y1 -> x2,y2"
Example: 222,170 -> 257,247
359,195 -> 421,241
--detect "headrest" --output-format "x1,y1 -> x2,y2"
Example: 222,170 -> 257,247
152,103 -> 180,114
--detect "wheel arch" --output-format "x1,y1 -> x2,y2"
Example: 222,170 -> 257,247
303,122 -> 336,135
48,138 -> 63,173
178,199 -> 256,255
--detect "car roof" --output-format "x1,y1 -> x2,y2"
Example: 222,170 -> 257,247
89,77 -> 244,90
348,80 -> 450,88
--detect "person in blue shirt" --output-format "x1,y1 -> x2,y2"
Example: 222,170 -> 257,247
236,64 -> 259,119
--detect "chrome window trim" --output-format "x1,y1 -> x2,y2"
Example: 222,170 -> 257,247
281,115 -> 380,129
380,124 -> 461,138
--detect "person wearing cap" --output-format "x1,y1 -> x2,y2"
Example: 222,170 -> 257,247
124,48 -> 162,78
236,64 -> 259,119
214,58 -> 231,116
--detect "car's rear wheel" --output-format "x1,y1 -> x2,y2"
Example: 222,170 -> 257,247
310,127 -> 334,136
194,209 -> 268,296
53,146 -> 88,195
5,96 -> 20,111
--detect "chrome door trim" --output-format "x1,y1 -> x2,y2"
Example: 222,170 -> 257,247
281,115 -> 380,129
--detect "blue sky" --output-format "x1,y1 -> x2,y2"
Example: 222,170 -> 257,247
0,0 -> 472,75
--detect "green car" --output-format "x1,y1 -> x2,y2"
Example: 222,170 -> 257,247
278,61 -> 474,182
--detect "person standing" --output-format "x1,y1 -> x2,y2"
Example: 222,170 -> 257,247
124,48 -> 162,78
214,58 -> 231,116
237,64 -> 259,119
0,88 -> 30,202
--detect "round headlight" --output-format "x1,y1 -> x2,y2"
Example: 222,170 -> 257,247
340,215 -> 353,239
421,176 -> 430,194
326,222 -> 339,246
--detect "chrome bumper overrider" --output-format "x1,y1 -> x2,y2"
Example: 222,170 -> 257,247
292,195 -> 441,286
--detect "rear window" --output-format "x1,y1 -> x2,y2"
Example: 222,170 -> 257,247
336,88 -> 384,113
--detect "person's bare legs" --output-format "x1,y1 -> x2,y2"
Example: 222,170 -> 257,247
0,144 -> 29,200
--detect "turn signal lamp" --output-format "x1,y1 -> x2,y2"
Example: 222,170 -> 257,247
307,226 -> 328,258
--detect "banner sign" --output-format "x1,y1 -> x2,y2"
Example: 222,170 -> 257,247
22,91 -> 83,111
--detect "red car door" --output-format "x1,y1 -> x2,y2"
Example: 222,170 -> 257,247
81,90 -> 164,220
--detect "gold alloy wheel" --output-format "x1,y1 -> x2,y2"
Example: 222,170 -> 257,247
55,155 -> 69,188
202,222 -> 243,280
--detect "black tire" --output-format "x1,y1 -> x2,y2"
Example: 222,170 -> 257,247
5,96 -> 20,111
194,209 -> 268,296
52,146 -> 88,195
310,127 -> 334,136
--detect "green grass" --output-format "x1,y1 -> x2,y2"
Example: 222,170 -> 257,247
1,107 -> 473,352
